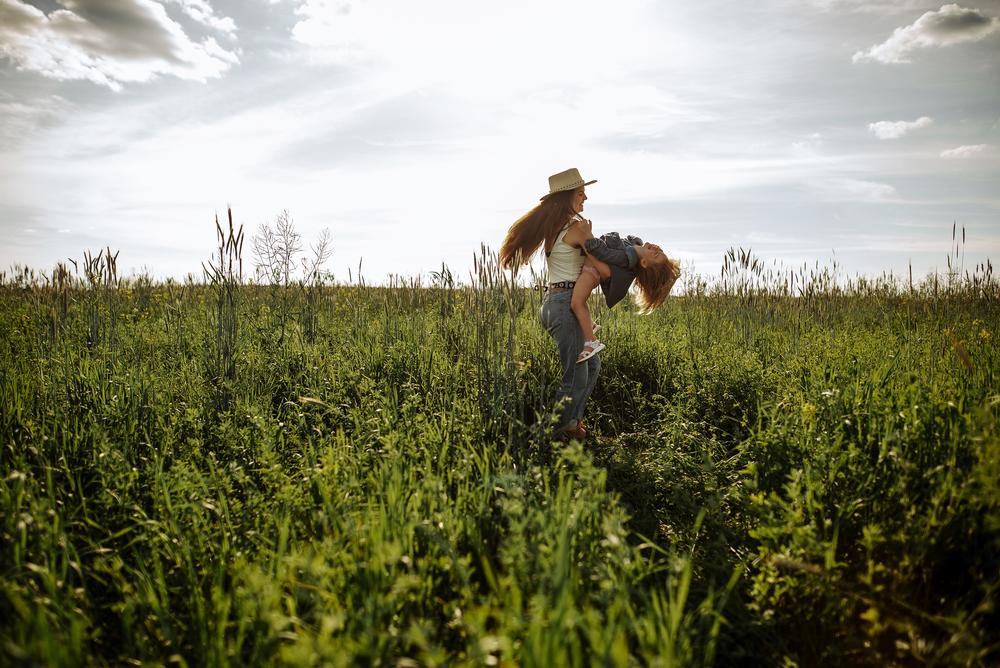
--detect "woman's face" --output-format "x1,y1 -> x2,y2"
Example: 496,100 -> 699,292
570,187 -> 587,214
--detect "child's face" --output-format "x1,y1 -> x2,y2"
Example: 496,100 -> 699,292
639,243 -> 668,267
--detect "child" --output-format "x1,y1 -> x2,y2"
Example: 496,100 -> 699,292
571,232 -> 681,363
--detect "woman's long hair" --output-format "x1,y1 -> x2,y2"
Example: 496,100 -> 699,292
634,256 -> 681,314
499,190 -> 577,268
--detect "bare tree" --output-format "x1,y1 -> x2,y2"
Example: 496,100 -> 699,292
301,228 -> 333,342
253,209 -> 302,287
302,227 -> 333,285
252,210 -> 334,346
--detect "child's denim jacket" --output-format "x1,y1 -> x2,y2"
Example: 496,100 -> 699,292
583,232 -> 643,308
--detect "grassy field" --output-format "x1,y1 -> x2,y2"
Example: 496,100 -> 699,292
1,228 -> 998,666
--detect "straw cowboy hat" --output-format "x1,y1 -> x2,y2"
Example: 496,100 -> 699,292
541,167 -> 597,200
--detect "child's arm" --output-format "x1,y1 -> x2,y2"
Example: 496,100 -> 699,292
583,235 -> 639,269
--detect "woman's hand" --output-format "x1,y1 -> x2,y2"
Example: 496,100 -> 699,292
564,217 -> 594,247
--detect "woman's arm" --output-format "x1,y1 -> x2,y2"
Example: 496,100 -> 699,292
561,217 -> 593,248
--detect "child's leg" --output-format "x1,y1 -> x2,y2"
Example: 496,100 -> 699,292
571,262 -> 601,343
588,255 -> 612,281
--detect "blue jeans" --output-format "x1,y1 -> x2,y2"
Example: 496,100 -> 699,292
540,290 -> 600,430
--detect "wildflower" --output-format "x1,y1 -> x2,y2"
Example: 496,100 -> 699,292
981,329 -> 991,342
801,402 -> 817,421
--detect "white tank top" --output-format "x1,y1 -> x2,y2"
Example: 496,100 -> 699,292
546,216 -> 584,283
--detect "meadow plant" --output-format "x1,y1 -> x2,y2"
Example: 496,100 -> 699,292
0,225 -> 997,666
252,210 -> 333,346
79,247 -> 120,352
201,209 -> 243,404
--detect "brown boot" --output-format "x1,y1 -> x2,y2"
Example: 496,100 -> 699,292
562,421 -> 587,441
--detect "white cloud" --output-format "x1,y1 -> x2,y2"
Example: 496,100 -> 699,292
0,0 -> 239,91
791,132 -> 823,152
839,178 -> 897,201
286,0 -> 701,98
810,178 -> 898,202
806,0 -> 931,14
0,93 -> 72,149
853,3 -> 1000,64
867,116 -> 933,139
290,0 -> 372,65
940,143 -> 987,158
163,0 -> 237,35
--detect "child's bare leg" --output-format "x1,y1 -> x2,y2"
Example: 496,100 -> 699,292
588,255 -> 612,281
571,263 -> 601,343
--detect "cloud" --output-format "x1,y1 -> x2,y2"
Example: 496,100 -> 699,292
940,143 -> 987,158
289,0 -> 388,63
853,3 -> 1000,64
810,178 -> 898,202
0,93 -> 72,149
867,116 -> 933,139
838,178 -> 897,201
285,0 -> 693,99
162,0 -> 236,34
806,0 -> 931,14
0,0 -> 239,91
791,132 -> 823,152
272,88 -> 482,168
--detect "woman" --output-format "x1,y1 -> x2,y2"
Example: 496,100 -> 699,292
499,167 -> 598,440
500,168 -> 679,440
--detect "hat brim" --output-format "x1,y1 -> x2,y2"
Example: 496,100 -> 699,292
540,179 -> 597,201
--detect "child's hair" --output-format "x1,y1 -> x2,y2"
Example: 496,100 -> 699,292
499,190 -> 577,268
634,256 -> 681,314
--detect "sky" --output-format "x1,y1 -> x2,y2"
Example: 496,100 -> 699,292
1,0 -> 999,286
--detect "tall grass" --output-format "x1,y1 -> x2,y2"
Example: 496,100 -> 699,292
0,226 -> 997,665
202,209 -> 244,407
80,247 -> 121,352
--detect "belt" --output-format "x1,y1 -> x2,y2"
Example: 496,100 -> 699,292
545,281 -> 576,292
